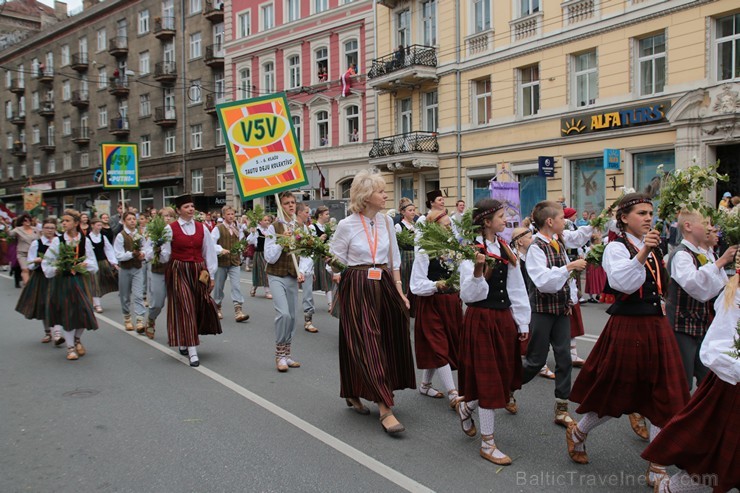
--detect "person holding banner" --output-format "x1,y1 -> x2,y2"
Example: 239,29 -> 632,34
329,170 -> 415,435
159,195 -> 222,367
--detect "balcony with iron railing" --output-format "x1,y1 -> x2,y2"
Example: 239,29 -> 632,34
154,61 -> 177,84
39,135 -> 55,153
108,117 -> 130,136
154,106 -> 177,126
71,53 -> 89,71
108,78 -> 130,97
204,44 -> 224,68
11,142 -> 27,158
367,45 -> 437,91
154,16 -> 176,39
204,93 -> 226,114
9,80 -> 25,94
37,102 -> 55,118
36,69 -> 54,84
71,90 -> 89,108
8,111 -> 25,126
368,131 -> 439,171
71,127 -> 90,145
203,0 -> 224,22
108,37 -> 128,57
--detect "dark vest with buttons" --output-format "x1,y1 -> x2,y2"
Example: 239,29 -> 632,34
519,256 -> 535,295
118,231 -> 143,270
604,236 -> 667,316
89,234 -> 107,262
529,237 -> 571,316
36,238 -> 50,257
216,223 -> 242,268
468,242 -> 511,310
255,228 -> 266,252
398,221 -> 415,251
665,244 -> 712,337
265,222 -> 297,278
59,233 -> 87,276
312,223 -> 332,241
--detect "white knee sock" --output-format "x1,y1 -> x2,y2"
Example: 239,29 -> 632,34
62,329 -> 75,348
649,423 -> 661,442
666,470 -> 713,493
437,364 -> 457,397
479,407 -> 508,459
466,399 -> 479,411
421,369 -> 436,386
74,329 -> 84,342
93,297 -> 101,306
326,290 -> 333,305
570,338 -> 579,358
187,346 -> 198,359
52,325 -> 62,337
577,412 -> 611,435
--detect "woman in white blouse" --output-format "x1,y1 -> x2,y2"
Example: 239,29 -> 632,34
329,169 -> 415,435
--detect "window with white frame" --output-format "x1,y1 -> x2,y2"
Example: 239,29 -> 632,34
216,166 -> 227,192
190,0 -> 202,14
98,106 -> 108,128
79,37 -> 88,56
31,91 -> 39,110
140,188 -> 154,211
263,62 -> 275,93
473,78 -> 491,125
518,0 -> 539,17
61,45 -> 70,66
315,0 -> 328,13
17,64 -> 24,88
422,0 -> 437,46
473,0 -> 491,33
164,185 -> 180,204
344,40 -> 358,71
19,95 -> 25,114
190,32 -> 202,59
5,132 -> 12,149
46,51 -> 53,72
291,114 -> 301,146
62,80 -> 71,100
19,163 -> 26,177
237,11 -> 251,38
315,47 -> 328,82
519,64 -> 540,117
140,134 -> 151,157
346,105 -> 359,143
397,10 -> 410,47
286,0 -> 299,22
261,3 -> 274,31
4,70 -> 11,88
62,117 -> 71,135
96,28 -> 106,51
288,55 -> 301,89
80,113 -> 88,131
47,158 -> 56,174
216,125 -> 224,146
238,68 -> 252,99
573,50 -> 597,107
191,169 -> 203,193
140,93 -> 151,116
6,164 -> 12,179
165,129 -> 176,154
31,58 -> 39,77
140,51 -> 150,74
98,68 -> 107,89
138,9 -> 150,34
47,123 -> 54,145
316,110 -> 329,147
33,159 -> 41,176
32,125 -> 40,144
81,74 -> 88,92
398,98 -> 412,133
164,41 -> 175,62
80,152 -> 89,168
214,71 -> 225,98
423,90 -> 438,132
717,13 -> 740,81
4,101 -> 11,119
189,80 -> 202,103
191,124 -> 203,150
637,33 -> 665,95
63,152 -> 71,170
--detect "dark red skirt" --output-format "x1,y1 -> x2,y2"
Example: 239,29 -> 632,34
585,264 -> 606,295
570,314 -> 689,427
459,306 -> 522,409
413,292 -> 462,370
570,302 -> 585,338
642,372 -> 738,493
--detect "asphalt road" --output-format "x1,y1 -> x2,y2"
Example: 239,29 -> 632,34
0,271 -> 673,493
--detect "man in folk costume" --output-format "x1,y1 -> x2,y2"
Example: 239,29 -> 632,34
211,205 -> 249,323
159,194 -> 222,367
113,211 -> 147,333
264,192 -> 304,372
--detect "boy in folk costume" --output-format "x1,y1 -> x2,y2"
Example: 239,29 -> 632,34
264,192 -> 304,372
211,205 -> 249,323
519,201 -> 588,427
666,210 -> 735,390
113,211 -> 147,333
295,202 -> 318,333
143,207 -> 176,340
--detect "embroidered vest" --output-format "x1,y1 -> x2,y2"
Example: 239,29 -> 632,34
170,221 -> 205,263
468,244 -> 512,310
529,237 -> 571,315
604,236 -> 666,316
665,244 -> 712,337
265,222 -> 297,277
119,231 -> 143,270
216,223 -> 242,268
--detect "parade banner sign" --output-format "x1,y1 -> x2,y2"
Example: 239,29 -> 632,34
216,94 -> 308,201
23,187 -> 42,212
101,143 -> 139,189
489,180 -> 521,243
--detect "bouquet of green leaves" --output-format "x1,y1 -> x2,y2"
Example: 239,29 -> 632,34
396,228 -> 415,250
54,240 -> 88,275
584,243 -> 606,266
276,226 -> 346,271
131,232 -> 144,252
146,215 -> 171,265
714,210 -> 740,246
322,220 -> 335,238
194,211 -> 206,223
590,191 -> 629,231
230,239 -> 249,255
246,205 -> 266,229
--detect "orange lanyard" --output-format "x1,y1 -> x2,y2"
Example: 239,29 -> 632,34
359,214 -> 378,266
626,237 -> 662,296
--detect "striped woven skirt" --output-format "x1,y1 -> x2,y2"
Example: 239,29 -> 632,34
399,249 -> 414,295
251,251 -> 269,288
90,259 -> 119,297
337,265 -> 416,407
165,260 -> 222,348
313,256 -> 333,292
46,274 -> 98,330
413,292 -> 463,370
15,268 -> 49,321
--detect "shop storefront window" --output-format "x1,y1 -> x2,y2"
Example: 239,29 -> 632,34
140,188 -> 154,212
163,186 -> 179,208
571,157 -> 604,216
634,150 -> 674,212
519,173 -> 546,220
472,177 -> 492,205
399,176 -> 414,203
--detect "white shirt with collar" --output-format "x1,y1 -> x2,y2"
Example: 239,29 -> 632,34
41,232 -> 99,278
27,235 -> 56,270
328,213 -> 401,270
700,292 -> 740,385
211,221 -> 244,256
670,239 -> 727,302
113,227 -> 141,263
89,231 -> 118,265
602,232 -> 652,295
525,232 -> 573,295
159,218 -> 218,278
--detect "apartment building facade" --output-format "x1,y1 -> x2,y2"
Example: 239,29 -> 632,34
223,0 -> 375,208
370,0 -> 740,217
0,0 -> 230,215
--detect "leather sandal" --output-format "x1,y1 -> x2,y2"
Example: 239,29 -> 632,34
646,463 -> 668,488
379,412 -> 405,434
566,423 -> 589,464
418,382 -> 444,398
250,287 -> 257,297
41,334 -> 52,343
504,393 -> 518,415
629,413 -> 649,440
448,390 -> 463,411
456,401 -> 477,437
479,434 -> 512,466
345,398 -> 370,415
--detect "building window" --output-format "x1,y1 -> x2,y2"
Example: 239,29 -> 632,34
63,152 -> 71,171
191,124 -> 203,150
237,11 -> 251,38
98,68 -> 107,89
5,133 -> 11,150
520,65 -> 540,117
573,50 -> 597,107
140,134 -> 151,157
140,94 -> 151,116
140,188 -> 154,212
62,117 -> 71,135
190,32 -> 202,59
164,185 -> 180,205
473,0 -> 491,33
33,159 -> 41,176
80,152 -> 89,168
340,179 -> 352,199
346,105 -> 359,143
31,91 -> 39,110
140,51 -> 150,74
62,80 -> 71,101
96,28 -> 106,52
717,14 -> 740,81
571,157 -> 604,216
31,58 -> 39,77
190,0 -> 202,14
216,167 -> 227,192
286,0 -> 299,22
261,3 -> 274,31
138,9 -> 150,34
473,78 -> 491,125
98,106 -> 107,128
316,110 -> 329,147
164,41 -> 175,62
191,169 -> 203,193
344,40 -> 358,72
263,62 -> 275,93
422,0 -> 437,46
397,10 -> 411,47
214,71 -> 225,99
637,33 -> 666,96
32,125 -> 40,144
47,158 -> 56,174
315,0 -> 328,13
216,126 -> 225,146
165,129 -> 176,154
238,68 -> 252,99
316,47 -> 328,82
61,45 -> 70,66
423,90 -> 438,132
398,98 -> 412,133
519,0 -> 540,17
292,114 -> 301,146
189,80 -> 202,104
288,55 -> 301,89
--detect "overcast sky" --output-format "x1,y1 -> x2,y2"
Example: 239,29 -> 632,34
39,0 -> 83,14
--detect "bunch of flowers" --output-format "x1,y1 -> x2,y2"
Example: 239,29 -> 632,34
55,240 -> 88,275
245,205 -> 266,229
275,225 -> 346,271
145,215 -> 171,266
396,227 -> 415,250
230,239 -> 249,255
714,210 -> 740,246
131,231 -> 144,252
194,211 -> 206,223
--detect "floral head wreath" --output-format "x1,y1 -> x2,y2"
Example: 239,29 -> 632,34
617,197 -> 652,213
473,204 -> 504,224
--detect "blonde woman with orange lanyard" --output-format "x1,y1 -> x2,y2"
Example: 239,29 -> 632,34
567,193 -> 690,487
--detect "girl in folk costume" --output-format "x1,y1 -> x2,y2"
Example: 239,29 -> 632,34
311,206 -> 335,308
410,209 -> 463,407
455,198 -> 531,465
583,233 -> 606,303
329,170 -> 416,434
247,215 -> 273,299
295,203 -> 318,333
394,198 -> 417,298
643,281 -> 740,493
143,207 -> 176,340
159,195 -> 222,367
87,217 -> 119,314
567,193 -> 690,487
15,218 -> 64,345
41,210 -> 99,361
113,212 -> 147,333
